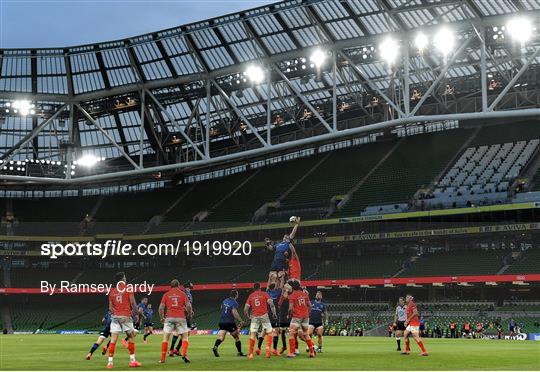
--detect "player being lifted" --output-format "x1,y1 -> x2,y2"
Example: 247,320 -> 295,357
308,290 -> 328,353
288,280 -> 315,358
265,217 -> 300,288
402,294 -> 428,356
106,272 -> 142,369
142,304 -> 154,343
244,282 -> 277,360
287,243 -> 301,282
85,310 -> 112,360
393,297 -> 407,351
159,279 -> 193,364
169,281 -> 193,356
212,289 -> 246,357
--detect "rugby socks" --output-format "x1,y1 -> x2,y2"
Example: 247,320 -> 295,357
281,330 -> 287,349
266,335 -> 272,349
170,335 -> 178,350
249,338 -> 255,355
405,338 -> 410,352
181,340 -> 189,357
306,338 -> 315,353
128,342 -> 136,362
89,343 -> 99,354
257,336 -> 264,350
161,342 -> 168,361
396,337 -> 401,349
214,339 -> 222,349
417,340 -> 427,353
235,340 -> 242,353
273,335 -> 279,350
289,337 -> 295,354
108,342 -> 116,362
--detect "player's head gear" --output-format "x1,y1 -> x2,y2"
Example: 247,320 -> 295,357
171,279 -> 180,288
230,289 -> 238,299
114,271 -> 126,284
183,281 -> 194,289
253,282 -> 261,290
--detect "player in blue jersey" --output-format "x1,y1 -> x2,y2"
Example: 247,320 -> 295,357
256,283 -> 282,356
265,217 -> 300,288
122,297 -> 147,348
212,290 -> 246,357
86,310 -> 112,360
142,303 -> 154,343
308,291 -> 328,352
170,281 -> 194,356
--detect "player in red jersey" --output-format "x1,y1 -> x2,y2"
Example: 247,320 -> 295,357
243,282 -> 277,360
159,279 -> 193,364
402,294 -> 428,356
287,280 -> 315,358
287,243 -> 301,282
107,272 -> 141,369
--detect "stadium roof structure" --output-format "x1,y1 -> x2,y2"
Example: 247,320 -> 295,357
0,0 -> 539,186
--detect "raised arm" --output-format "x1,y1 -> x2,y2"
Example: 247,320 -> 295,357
289,218 -> 300,240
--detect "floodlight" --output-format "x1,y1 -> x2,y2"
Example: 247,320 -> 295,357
12,100 -> 32,116
506,17 -> 533,43
244,65 -> 265,83
309,49 -> 327,68
379,37 -> 399,65
414,32 -> 428,52
77,154 -> 100,167
434,27 -> 455,57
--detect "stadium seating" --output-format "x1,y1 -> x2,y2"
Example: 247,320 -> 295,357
506,248 -> 540,274
336,129 -> 473,216
427,140 -> 539,208
399,249 -> 509,276
280,141 -> 396,209
206,155 -> 326,224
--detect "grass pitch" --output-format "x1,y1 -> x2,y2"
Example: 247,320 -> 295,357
0,334 -> 539,370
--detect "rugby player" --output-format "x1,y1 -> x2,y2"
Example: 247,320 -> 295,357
123,297 -> 147,348
287,243 -> 301,282
244,282 -> 277,360
106,272 -> 141,369
212,289 -> 246,357
85,310 -> 112,360
308,291 -> 327,353
288,280 -> 315,358
142,304 -> 154,343
277,283 -> 292,355
393,297 -> 407,351
256,283 -> 281,356
265,217 -> 300,288
159,279 -> 193,364
402,294 -> 428,356
170,281 -> 193,356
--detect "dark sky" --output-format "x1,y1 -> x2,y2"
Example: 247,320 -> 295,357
0,0 -> 275,49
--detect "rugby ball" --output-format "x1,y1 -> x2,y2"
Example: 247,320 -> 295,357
289,216 -> 297,223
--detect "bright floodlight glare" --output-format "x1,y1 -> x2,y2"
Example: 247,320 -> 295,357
506,17 -> 533,43
245,65 -> 264,83
434,27 -> 455,57
379,37 -> 399,65
77,154 -> 100,167
309,49 -> 327,68
12,100 -> 32,116
415,32 -> 428,52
